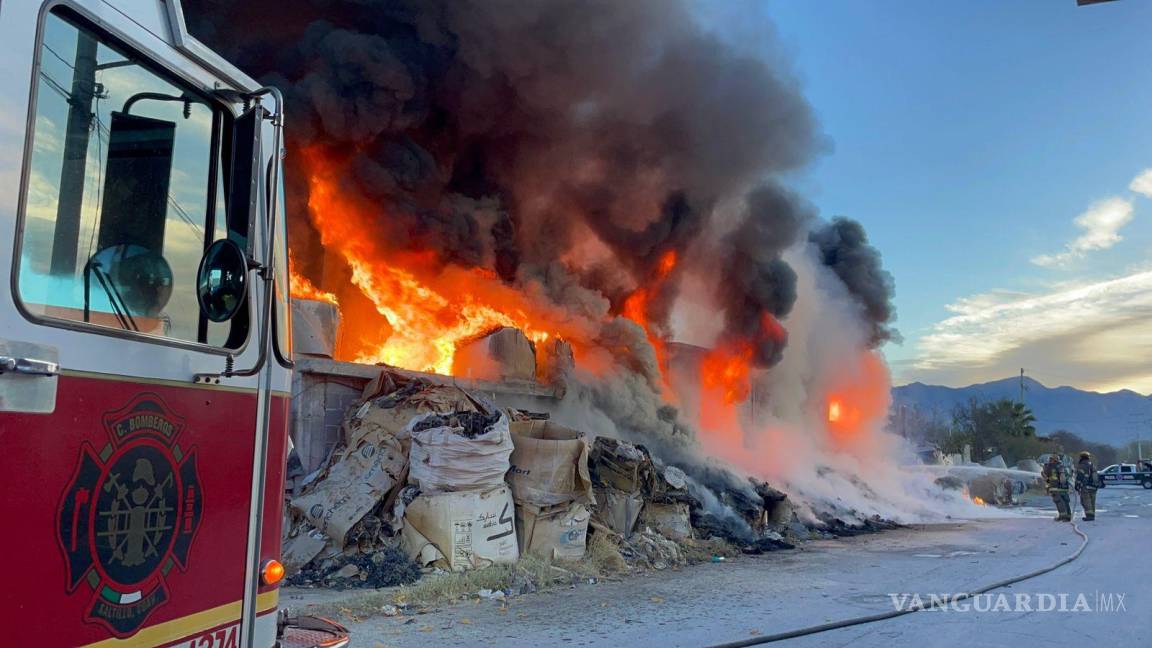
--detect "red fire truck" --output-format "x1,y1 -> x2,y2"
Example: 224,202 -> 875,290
0,1 -> 347,646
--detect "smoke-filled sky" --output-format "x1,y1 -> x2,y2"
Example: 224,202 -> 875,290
756,0 -> 1152,394
185,0 -> 902,379
184,0 -> 1152,395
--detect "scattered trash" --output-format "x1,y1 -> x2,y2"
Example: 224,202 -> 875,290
282,371 -> 493,584
620,530 -> 684,570
287,546 -> 420,590
281,526 -> 330,576
589,437 -> 652,494
281,367 -> 897,597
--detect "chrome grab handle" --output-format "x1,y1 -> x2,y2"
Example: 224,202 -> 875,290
0,355 -> 59,376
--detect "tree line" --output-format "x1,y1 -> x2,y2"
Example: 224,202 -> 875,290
893,398 -> 1142,467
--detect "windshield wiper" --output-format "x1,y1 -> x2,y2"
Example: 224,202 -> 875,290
83,260 -> 139,332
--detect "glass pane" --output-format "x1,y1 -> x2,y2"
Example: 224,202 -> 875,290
19,9 -> 246,348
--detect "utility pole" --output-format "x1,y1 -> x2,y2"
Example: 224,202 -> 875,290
1140,422 -> 1145,464
50,30 -> 99,276
1018,368 -> 1025,405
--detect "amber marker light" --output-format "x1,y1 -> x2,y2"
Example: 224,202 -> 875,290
262,559 -> 286,586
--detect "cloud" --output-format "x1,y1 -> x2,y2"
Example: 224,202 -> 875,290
909,269 -> 1152,392
1031,197 -> 1134,267
1131,168 -> 1152,198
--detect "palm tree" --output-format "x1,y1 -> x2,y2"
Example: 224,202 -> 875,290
1009,401 -> 1036,436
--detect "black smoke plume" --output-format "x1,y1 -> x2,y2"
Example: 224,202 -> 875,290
716,183 -> 811,366
184,0 -> 821,366
809,218 -> 898,346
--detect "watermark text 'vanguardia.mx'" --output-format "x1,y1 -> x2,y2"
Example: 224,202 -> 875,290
888,592 -> 1127,613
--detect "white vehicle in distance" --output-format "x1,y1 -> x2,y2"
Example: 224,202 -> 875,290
1099,462 -> 1152,489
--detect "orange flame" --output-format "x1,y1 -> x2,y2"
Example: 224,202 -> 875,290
299,146 -> 599,375
823,351 -> 891,449
701,342 -> 754,405
972,496 -> 986,506
827,399 -> 842,423
620,249 -> 679,399
289,251 -> 338,305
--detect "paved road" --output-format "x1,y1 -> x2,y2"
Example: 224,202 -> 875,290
296,486 -> 1150,647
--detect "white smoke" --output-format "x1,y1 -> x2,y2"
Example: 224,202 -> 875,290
501,241 -> 994,531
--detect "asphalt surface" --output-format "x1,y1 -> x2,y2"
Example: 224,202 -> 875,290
291,486 -> 1150,647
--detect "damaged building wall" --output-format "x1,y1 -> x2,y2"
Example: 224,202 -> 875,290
293,298 -> 342,358
452,327 -> 537,383
291,357 -> 563,473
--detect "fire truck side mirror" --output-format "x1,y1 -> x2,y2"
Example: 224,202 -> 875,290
196,239 -> 249,322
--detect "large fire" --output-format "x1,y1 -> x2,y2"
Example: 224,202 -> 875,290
196,0 -> 909,525
292,149 -> 889,456
297,146 -> 604,375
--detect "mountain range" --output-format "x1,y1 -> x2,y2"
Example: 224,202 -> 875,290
891,377 -> 1151,448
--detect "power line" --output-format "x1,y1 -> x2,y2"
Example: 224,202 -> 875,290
42,43 -> 77,71
38,71 -> 74,103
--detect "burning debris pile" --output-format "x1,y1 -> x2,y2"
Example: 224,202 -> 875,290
284,370 -> 818,586
189,0 -> 973,548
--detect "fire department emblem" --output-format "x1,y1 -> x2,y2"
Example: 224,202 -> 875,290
56,393 -> 203,637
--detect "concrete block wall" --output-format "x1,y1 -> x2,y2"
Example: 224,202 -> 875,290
290,372 -> 370,474
289,357 -> 564,475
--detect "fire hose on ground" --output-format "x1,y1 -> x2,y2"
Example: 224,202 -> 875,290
705,493 -> 1090,648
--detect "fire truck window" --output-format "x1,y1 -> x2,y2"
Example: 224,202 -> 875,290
18,9 -> 247,349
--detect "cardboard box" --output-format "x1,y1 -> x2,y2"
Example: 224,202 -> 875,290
292,298 -> 341,358
401,485 -> 519,571
453,327 -> 537,381
593,487 -> 644,538
290,432 -> 407,542
588,437 -> 650,493
516,501 -> 589,561
639,502 -> 692,540
508,420 -> 593,506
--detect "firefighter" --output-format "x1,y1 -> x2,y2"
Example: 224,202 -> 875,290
1074,451 -> 1100,521
1042,454 -> 1071,521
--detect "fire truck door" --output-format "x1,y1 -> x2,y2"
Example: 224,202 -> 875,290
0,4 -> 278,647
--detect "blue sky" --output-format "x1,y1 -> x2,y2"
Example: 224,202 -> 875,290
703,0 -> 1152,392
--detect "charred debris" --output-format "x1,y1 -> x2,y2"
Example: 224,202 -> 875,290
282,369 -> 897,589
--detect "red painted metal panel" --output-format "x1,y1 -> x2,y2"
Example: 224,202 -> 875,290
260,395 -> 289,593
0,374 -> 270,646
